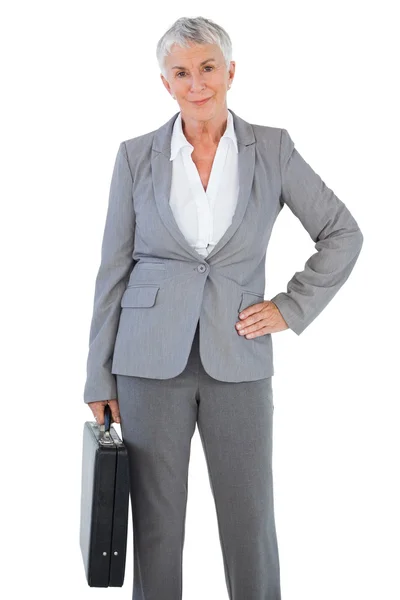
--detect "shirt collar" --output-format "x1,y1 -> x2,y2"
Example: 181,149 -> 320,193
170,108 -> 238,161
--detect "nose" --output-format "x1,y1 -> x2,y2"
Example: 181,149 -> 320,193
190,72 -> 206,92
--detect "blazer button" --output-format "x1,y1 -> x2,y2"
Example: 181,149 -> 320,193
197,264 -> 207,273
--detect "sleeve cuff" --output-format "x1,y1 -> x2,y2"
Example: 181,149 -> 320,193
269,293 -> 306,336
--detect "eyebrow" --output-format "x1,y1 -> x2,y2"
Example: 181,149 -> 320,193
171,58 -> 216,70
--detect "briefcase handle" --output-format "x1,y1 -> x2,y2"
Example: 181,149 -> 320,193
104,403 -> 112,432
98,404 -> 114,446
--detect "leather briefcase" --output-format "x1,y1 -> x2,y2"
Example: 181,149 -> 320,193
79,404 -> 130,587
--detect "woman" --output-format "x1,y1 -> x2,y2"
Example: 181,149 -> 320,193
83,16 -> 363,600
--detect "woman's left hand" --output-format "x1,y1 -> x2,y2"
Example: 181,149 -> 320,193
235,300 -> 289,338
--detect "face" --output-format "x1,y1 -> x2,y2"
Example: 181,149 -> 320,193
160,42 -> 235,120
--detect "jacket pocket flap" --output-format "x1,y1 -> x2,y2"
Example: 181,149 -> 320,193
239,291 -> 265,312
135,262 -> 166,270
121,285 -> 160,308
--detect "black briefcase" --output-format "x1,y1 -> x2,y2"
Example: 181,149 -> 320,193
79,404 -> 130,587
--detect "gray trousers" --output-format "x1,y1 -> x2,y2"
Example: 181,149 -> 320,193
116,320 -> 281,600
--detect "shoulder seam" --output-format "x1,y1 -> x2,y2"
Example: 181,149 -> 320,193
121,141 -> 134,181
279,129 -> 284,184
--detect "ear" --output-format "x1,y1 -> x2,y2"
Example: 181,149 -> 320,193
228,61 -> 236,85
160,74 -> 171,94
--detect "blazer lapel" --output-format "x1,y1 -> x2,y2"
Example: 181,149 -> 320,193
151,108 -> 256,262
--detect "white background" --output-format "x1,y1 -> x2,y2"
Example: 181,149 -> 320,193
2,1 -> 399,599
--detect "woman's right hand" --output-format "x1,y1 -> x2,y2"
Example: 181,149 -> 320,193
88,399 -> 121,426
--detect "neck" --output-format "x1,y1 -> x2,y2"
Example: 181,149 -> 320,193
181,105 -> 229,146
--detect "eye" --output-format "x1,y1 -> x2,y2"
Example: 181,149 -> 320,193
176,66 -> 214,78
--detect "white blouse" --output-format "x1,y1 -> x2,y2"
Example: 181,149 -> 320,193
169,108 -> 239,258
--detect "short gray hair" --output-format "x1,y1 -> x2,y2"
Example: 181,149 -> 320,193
156,16 -> 232,78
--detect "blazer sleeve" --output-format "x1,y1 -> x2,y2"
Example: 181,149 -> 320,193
269,128 -> 364,336
83,142 -> 136,403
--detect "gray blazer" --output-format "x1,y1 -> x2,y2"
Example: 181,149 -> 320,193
83,109 -> 363,403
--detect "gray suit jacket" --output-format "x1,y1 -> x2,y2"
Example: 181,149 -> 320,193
83,109 -> 363,403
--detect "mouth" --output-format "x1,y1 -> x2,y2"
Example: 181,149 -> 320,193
191,97 -> 212,106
